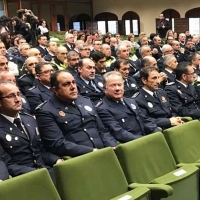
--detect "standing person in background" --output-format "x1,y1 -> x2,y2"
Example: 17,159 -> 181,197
157,13 -> 171,39
38,19 -> 50,40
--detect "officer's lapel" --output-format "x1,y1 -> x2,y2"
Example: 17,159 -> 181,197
20,114 -> 33,140
123,98 -> 137,114
4,121 -> 28,140
141,89 -> 159,103
39,83 -> 52,97
176,82 -> 191,96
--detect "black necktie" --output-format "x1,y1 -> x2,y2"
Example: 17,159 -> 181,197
153,92 -> 158,99
14,118 -> 24,132
14,118 -> 28,138
89,81 -> 95,89
125,79 -> 129,88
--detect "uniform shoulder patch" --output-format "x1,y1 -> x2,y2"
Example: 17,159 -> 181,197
28,86 -> 36,90
157,88 -> 163,90
165,82 -> 175,86
35,101 -> 48,110
132,92 -> 140,98
19,111 -> 34,118
95,101 -> 103,107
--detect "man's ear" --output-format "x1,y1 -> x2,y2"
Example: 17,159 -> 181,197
51,86 -> 57,94
141,77 -> 147,85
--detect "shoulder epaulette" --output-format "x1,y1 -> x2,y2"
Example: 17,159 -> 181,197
95,101 -> 103,107
19,74 -> 27,79
28,86 -> 36,90
132,92 -> 140,98
157,88 -> 163,90
35,101 -> 48,110
165,82 -> 175,86
19,111 -> 34,118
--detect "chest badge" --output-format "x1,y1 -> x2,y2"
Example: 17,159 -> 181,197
6,134 -> 12,142
84,105 -> 92,112
59,111 -> 65,116
148,102 -> 153,108
131,103 -> 136,110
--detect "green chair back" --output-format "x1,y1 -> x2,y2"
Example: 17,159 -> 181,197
115,132 -> 177,184
163,120 -> 200,163
54,147 -> 130,200
0,168 -> 61,200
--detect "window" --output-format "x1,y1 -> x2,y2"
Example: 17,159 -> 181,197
108,21 -> 118,34
125,20 -> 131,35
97,21 -> 106,34
73,22 -> 81,31
189,18 -> 200,35
132,20 -> 139,35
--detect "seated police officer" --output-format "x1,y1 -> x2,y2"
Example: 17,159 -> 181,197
96,71 -> 159,143
18,56 -> 39,94
134,66 -> 183,129
113,59 -> 139,98
0,71 -> 31,114
36,71 -> 117,157
165,62 -> 200,118
26,62 -> 54,113
0,81 -> 62,179
75,58 -> 104,105
162,54 -> 177,84
65,51 -> 80,77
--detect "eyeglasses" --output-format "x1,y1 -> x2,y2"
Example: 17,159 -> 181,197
28,62 -> 38,66
82,48 -> 90,51
0,62 -> 8,66
60,52 -> 67,55
39,69 -> 54,75
1,92 -> 22,100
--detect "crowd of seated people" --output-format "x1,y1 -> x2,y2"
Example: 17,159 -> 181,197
1,9 -> 200,183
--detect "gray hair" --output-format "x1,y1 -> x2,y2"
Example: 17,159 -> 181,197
18,43 -> 30,51
103,71 -> 123,88
163,54 -> 176,67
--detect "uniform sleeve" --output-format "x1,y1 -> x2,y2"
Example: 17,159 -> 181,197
36,109 -> 94,157
165,86 -> 200,118
26,89 -> 43,113
0,145 -> 9,180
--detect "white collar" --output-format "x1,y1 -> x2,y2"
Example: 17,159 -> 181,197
1,113 -> 20,123
165,68 -> 173,73
176,79 -> 188,88
143,87 -> 154,97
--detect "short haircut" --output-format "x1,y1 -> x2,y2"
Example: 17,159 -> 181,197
141,56 -> 152,69
67,51 -> 79,60
91,51 -> 106,62
37,35 -> 47,40
187,52 -> 200,65
92,38 -> 102,45
175,62 -> 190,80
0,81 -> 15,99
163,54 -> 176,67
113,59 -> 129,70
139,45 -> 150,55
140,66 -> 158,80
162,44 -> 172,54
18,43 -> 30,51
35,62 -> 51,74
103,71 -> 123,88
116,44 -> 127,55
50,70 -> 68,88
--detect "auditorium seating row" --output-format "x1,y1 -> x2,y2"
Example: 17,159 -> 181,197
1,120 -> 200,200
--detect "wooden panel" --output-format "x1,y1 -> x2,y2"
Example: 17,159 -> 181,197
174,18 -> 189,34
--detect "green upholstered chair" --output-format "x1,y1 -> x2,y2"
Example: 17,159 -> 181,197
0,168 -> 61,200
163,120 -> 200,167
54,147 -> 165,200
115,132 -> 199,200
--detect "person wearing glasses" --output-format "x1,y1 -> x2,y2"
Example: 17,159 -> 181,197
78,43 -> 91,59
18,56 -> 39,94
165,62 -> 200,118
26,62 -> 54,113
0,81 -> 62,181
65,51 -> 80,77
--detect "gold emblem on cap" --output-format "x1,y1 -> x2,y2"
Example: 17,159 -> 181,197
59,111 -> 65,116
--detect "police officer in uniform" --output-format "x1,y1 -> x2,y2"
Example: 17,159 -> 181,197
36,71 -> 117,157
96,71 -> 159,143
75,58 -> 104,105
0,81 -> 62,179
113,59 -> 139,98
18,56 -> 39,94
0,71 -> 31,114
26,62 -> 53,113
165,62 -> 200,118
135,66 -> 183,129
